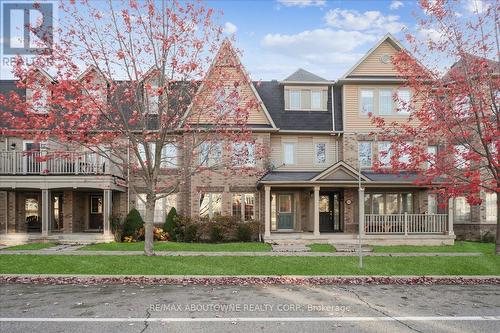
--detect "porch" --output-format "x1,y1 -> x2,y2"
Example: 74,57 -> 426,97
260,162 -> 455,245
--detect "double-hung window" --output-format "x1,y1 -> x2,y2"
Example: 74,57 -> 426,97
199,142 -> 222,167
427,145 -> 437,168
358,141 -> 372,167
232,142 -> 255,167
454,197 -> 471,222
283,142 -> 295,165
199,193 -> 222,218
397,89 -> 411,114
378,141 -> 392,167
232,193 -> 255,221
138,142 -> 156,166
289,90 -> 301,110
314,142 -> 327,165
311,91 -> 322,110
360,89 -> 374,115
378,89 -> 393,115
161,143 -> 177,168
485,192 -> 497,223
454,145 -> 469,168
136,193 -> 177,223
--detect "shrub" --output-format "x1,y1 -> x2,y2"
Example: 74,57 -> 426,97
135,226 -> 169,241
184,224 -> 200,242
164,207 -> 178,239
122,208 -> 144,237
236,223 -> 252,242
209,223 -> 225,242
110,215 -> 123,242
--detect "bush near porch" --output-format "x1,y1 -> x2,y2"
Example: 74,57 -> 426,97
112,208 -> 262,243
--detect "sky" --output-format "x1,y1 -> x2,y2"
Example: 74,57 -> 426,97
0,0 -> 491,80
208,0 -> 490,81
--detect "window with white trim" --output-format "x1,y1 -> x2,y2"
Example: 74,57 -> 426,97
485,192 -> 497,223
379,89 -> 392,115
358,141 -> 372,167
161,143 -> 177,168
146,83 -> 159,114
311,90 -> 322,109
199,193 -> 222,218
283,142 -> 295,165
28,86 -> 50,114
398,141 -> 412,164
364,192 -> 413,214
289,90 -> 301,110
136,193 -> 177,224
232,193 -> 255,221
428,193 -> 438,214
454,145 -> 469,168
454,196 -> 471,223
199,142 -> 222,167
314,142 -> 327,165
232,142 -> 255,167
138,142 -> 155,165
427,145 -> 437,168
378,141 -> 392,166
397,89 -> 411,114
360,89 -> 374,115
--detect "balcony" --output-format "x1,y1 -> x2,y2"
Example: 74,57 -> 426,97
364,213 -> 449,234
0,151 -> 120,176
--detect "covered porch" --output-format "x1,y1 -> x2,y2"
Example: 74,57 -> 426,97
260,162 -> 455,245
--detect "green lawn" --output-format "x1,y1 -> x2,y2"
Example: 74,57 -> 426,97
1,243 -> 57,251
307,243 -> 336,252
373,241 -> 494,254
80,241 -> 272,252
1,254 -> 499,275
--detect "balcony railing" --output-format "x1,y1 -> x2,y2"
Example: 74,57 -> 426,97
364,213 -> 448,234
0,151 -> 119,176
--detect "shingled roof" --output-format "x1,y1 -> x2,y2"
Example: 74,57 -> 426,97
283,68 -> 330,83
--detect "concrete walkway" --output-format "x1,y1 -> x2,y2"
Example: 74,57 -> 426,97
0,248 -> 483,257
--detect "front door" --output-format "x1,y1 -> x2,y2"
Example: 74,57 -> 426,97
277,194 -> 294,230
89,195 -> 103,230
319,192 -> 343,232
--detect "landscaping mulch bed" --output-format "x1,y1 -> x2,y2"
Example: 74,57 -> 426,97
1,275 -> 499,286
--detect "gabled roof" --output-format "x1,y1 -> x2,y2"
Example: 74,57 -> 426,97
311,161 -> 371,182
282,68 -> 330,84
340,33 -> 404,80
443,53 -> 500,82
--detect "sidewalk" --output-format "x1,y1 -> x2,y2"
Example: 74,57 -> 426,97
0,248 -> 484,257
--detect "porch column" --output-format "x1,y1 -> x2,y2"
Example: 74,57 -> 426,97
358,187 -> 365,236
103,189 -> 112,236
448,198 -> 454,236
264,186 -> 271,238
313,186 -> 320,236
41,189 -> 51,236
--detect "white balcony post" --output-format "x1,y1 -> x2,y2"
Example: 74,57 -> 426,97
358,187 -> 365,236
103,189 -> 112,236
13,152 -> 17,175
448,198 -> 454,236
313,186 -> 320,236
264,186 -> 271,238
404,212 -> 408,236
41,189 -> 51,236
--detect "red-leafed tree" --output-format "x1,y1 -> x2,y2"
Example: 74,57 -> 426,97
372,0 -> 499,254
0,0 -> 266,255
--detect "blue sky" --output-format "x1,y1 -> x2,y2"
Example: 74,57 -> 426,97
209,0 -> 488,80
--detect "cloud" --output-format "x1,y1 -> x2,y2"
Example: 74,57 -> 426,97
389,1 -> 404,10
417,27 -> 446,44
223,22 -> 238,35
465,0 -> 490,13
324,8 -> 406,34
276,0 -> 326,7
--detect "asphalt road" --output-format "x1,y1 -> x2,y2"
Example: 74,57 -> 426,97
1,282 -> 499,333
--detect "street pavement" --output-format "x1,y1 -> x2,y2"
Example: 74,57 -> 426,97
1,282 -> 499,332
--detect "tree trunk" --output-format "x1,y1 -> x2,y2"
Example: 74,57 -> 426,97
496,192 -> 500,255
144,196 -> 156,256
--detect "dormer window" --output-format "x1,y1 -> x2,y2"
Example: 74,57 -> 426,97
289,90 -> 301,109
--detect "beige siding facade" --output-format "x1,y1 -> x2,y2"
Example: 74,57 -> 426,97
350,40 -> 399,76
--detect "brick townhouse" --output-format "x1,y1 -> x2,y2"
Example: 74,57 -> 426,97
0,34 -> 497,245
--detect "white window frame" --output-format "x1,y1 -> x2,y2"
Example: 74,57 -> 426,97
289,90 -> 301,110
310,90 -> 322,110
397,89 -> 411,114
378,89 -> 393,116
232,142 -> 256,167
146,82 -> 159,114
283,142 -> 296,165
199,142 -> 222,167
314,142 -> 327,165
232,193 -> 255,221
485,192 -> 497,223
136,193 -> 177,224
427,145 -> 437,169
378,141 -> 392,167
360,89 -> 374,115
454,144 -> 469,169
358,141 -> 372,168
454,196 -> 471,223
161,143 -> 177,168
199,192 -> 222,219
398,141 -> 412,164
28,85 -> 50,114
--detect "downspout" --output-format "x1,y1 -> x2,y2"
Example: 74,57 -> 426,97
331,84 -> 335,132
127,142 -> 130,213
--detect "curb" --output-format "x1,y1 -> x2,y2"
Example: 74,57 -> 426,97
1,274 -> 499,285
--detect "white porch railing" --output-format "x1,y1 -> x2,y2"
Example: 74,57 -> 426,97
0,151 -> 117,175
364,213 -> 448,234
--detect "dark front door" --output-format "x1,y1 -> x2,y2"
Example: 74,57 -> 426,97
89,195 -> 103,230
319,192 -> 343,232
277,194 -> 294,230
